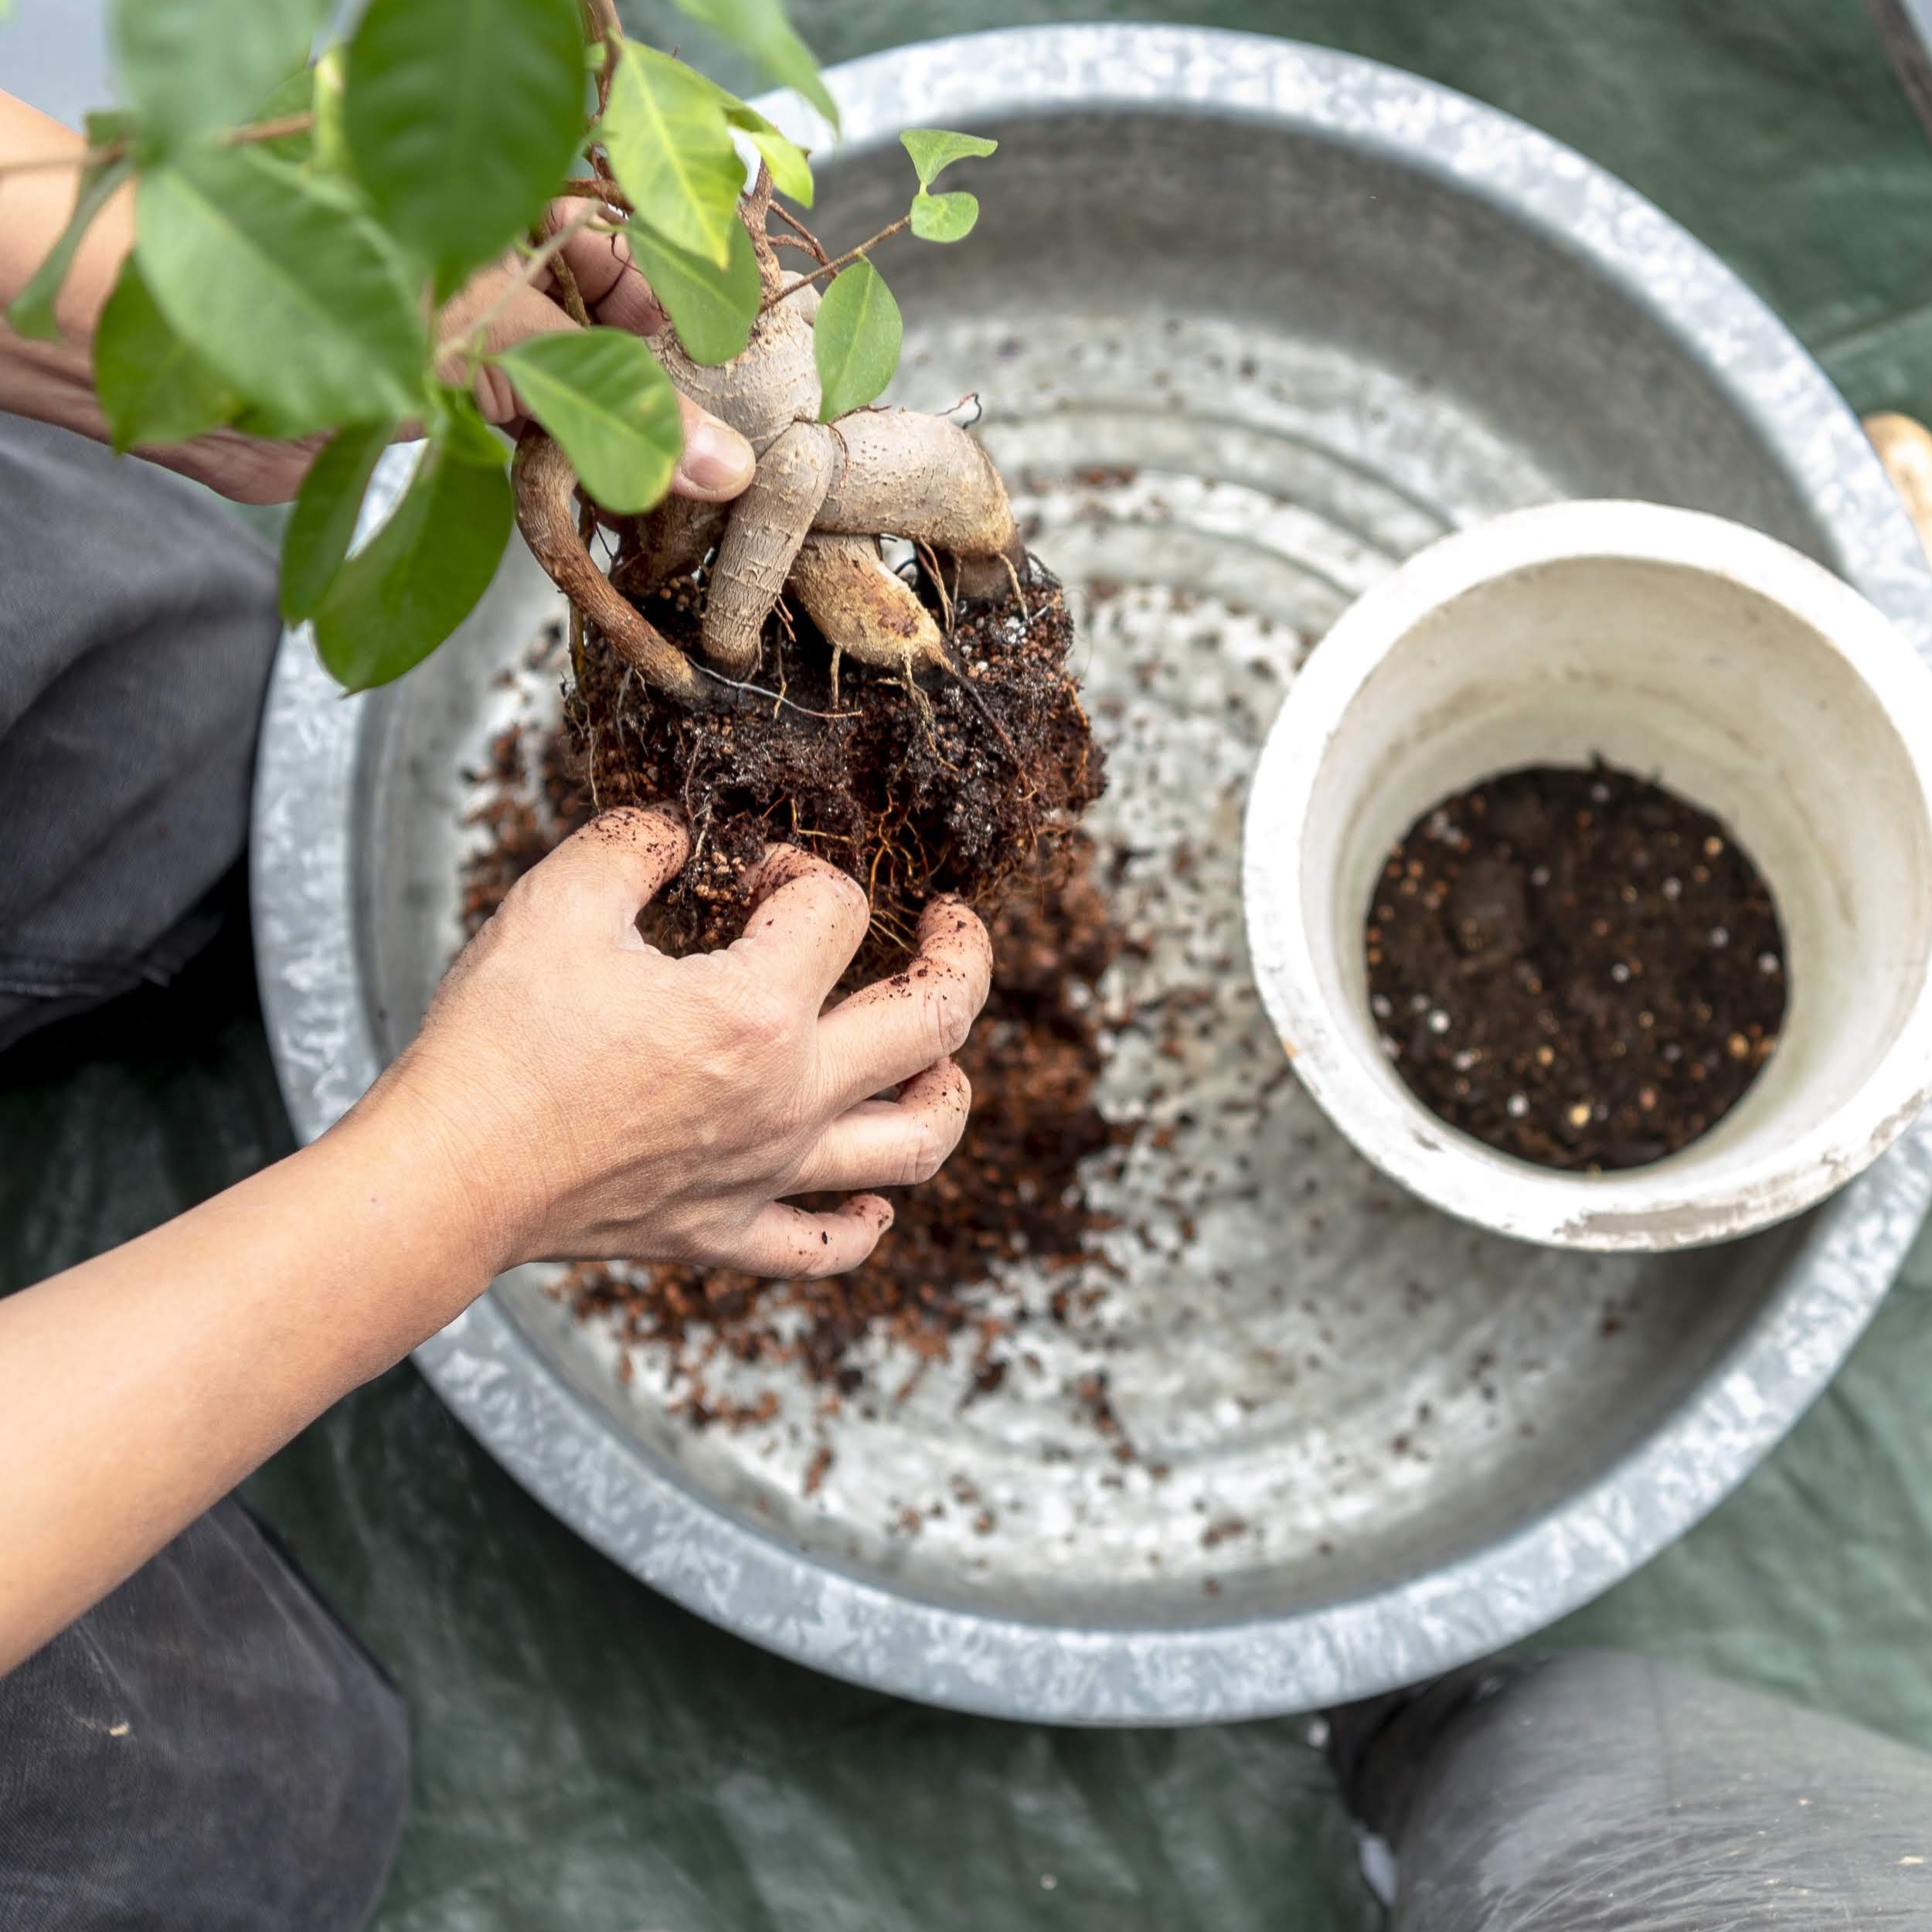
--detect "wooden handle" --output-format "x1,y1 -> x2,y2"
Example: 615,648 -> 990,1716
1865,410 -> 1932,559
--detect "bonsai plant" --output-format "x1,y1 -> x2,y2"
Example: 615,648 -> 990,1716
5,0 -> 1099,954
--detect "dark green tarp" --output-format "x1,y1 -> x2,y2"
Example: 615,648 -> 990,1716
7,3 -> 1932,1924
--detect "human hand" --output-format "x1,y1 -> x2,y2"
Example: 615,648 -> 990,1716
369,808 -> 992,1279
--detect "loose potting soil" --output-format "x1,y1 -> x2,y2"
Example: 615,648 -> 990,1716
1365,760 -> 1787,1171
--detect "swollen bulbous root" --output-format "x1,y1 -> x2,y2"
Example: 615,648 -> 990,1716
790,536 -> 947,672
702,420 -> 836,674
512,430 -> 703,703
818,410 -> 1022,566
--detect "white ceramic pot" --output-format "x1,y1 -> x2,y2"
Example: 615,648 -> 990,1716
1243,500 -> 1932,1251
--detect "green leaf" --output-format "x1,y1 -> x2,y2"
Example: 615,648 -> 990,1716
668,0 -> 838,129
94,256 -> 243,451
312,43 -> 350,175
814,260 -> 901,421
495,328 -> 682,514
344,0 -> 587,297
899,128 -> 997,189
134,147 -> 425,436
280,420 -> 393,621
83,110 -> 138,148
628,217 -> 759,366
5,156 -> 131,341
910,188 -> 978,243
312,439 -> 512,689
251,66 -> 316,162
432,386 -> 509,468
111,0 -> 327,151
690,76 -> 811,206
600,43 -> 744,270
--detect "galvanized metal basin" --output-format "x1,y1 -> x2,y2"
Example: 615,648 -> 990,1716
252,24 -> 1932,1723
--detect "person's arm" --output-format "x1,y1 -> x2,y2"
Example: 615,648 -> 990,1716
0,88 -> 754,504
0,809 -> 988,1673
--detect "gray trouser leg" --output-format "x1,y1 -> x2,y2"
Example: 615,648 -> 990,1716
0,413 -> 279,1049
1334,1651 -> 1932,1929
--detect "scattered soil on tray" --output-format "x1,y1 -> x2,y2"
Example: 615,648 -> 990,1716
1366,760 -> 1786,1171
568,558 -> 1102,980
461,718 -> 1130,1454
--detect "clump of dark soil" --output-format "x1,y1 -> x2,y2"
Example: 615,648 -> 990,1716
461,708 -> 1128,1434
1366,760 -> 1787,1171
568,557 -> 1102,975
554,835 -> 1128,1419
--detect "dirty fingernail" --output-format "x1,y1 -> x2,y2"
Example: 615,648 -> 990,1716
675,415 -> 755,497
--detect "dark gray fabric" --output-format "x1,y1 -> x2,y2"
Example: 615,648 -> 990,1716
0,413 -> 279,1051
1334,1650 -> 1932,1929
0,1498 -> 410,1932
0,415 -> 407,1925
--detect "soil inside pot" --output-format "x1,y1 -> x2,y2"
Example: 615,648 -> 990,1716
1365,760 -> 1787,1172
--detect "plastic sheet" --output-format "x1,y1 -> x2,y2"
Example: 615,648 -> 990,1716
7,0 -> 1932,1926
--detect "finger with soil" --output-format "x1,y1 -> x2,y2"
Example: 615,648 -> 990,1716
789,534 -> 945,672
790,1056 -> 973,1192
815,896 -> 994,1107
702,420 -> 838,674
512,430 -> 702,702
731,845 -> 873,1004
724,1193 -> 894,1279
817,410 -> 1022,579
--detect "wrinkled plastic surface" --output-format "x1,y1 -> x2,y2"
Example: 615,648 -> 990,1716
7,2 -> 1932,1927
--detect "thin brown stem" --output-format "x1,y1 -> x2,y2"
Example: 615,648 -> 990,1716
560,175 -> 634,211
549,234 -> 593,328
580,0 -> 623,114
760,216 -> 912,310
0,108 -> 314,179
769,202 -> 830,265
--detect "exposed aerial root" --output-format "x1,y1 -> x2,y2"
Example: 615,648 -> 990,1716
790,535 -> 946,672
512,429 -> 703,703
702,420 -> 837,674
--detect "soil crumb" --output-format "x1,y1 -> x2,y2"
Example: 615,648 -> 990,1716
570,558 -> 1103,978
1366,760 -> 1786,1171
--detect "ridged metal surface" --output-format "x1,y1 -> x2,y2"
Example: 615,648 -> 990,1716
253,26 -> 1932,1722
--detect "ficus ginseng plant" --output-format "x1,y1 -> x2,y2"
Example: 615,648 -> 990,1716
2,0 -> 1007,697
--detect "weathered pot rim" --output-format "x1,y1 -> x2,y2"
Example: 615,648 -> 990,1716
253,25 -> 1932,1723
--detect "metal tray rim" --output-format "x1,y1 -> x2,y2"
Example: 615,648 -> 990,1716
251,22 -> 1932,1723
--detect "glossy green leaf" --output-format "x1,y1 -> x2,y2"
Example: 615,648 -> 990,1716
910,188 -> 978,243
111,0 -> 327,150
344,0 -> 587,296
83,109 -> 138,148
251,66 -> 316,162
600,43 -> 743,270
495,328 -> 682,514
94,256 -> 243,451
691,77 -> 812,206
134,148 -> 425,435
669,0 -> 837,128
899,128 -> 997,189
628,217 -> 760,366
5,157 -> 131,341
313,440 -> 512,689
432,387 -> 510,468
813,260 -> 901,421
280,420 -> 393,621
312,43 -> 349,175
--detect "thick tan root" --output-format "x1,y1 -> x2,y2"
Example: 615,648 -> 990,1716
613,495 -> 726,602
702,420 -> 837,674
512,430 -> 702,703
818,410 -> 1023,583
790,535 -> 947,671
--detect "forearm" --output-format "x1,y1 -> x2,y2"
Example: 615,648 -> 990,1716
0,91 -> 134,442
0,1080 -> 498,1673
